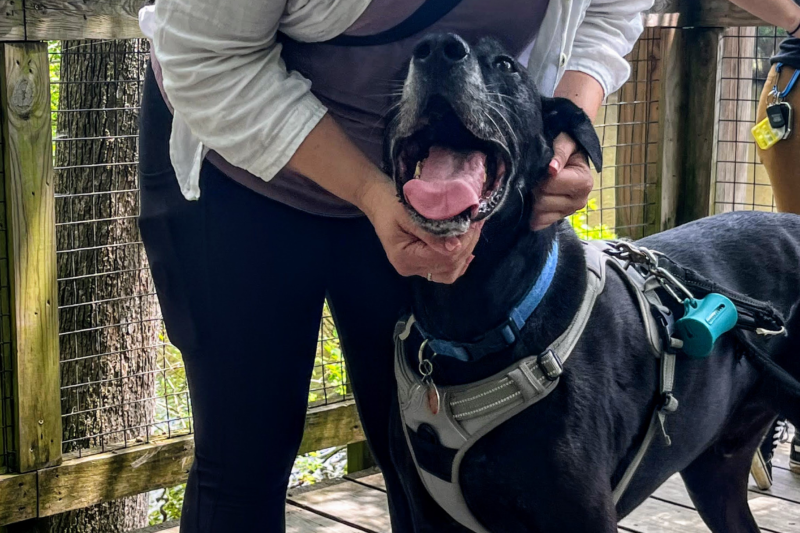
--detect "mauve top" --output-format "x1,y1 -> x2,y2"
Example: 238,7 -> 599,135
152,0 -> 551,217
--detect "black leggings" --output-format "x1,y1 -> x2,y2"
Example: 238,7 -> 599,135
138,65 -> 413,532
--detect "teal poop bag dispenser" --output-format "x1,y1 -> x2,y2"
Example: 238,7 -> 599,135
674,294 -> 738,358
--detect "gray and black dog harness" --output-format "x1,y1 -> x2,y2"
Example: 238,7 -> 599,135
393,241 -> 678,533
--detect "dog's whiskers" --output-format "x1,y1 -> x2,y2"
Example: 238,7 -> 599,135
485,103 -> 518,151
481,109 -> 512,156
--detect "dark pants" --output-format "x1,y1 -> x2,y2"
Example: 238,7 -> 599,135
138,65 -> 412,532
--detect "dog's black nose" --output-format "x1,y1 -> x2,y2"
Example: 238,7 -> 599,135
413,34 -> 470,65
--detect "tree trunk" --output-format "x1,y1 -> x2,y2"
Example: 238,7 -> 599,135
13,39 -> 158,533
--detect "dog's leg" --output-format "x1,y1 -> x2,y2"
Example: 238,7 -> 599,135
680,405 -> 774,533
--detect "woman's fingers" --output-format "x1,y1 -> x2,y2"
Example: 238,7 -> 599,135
426,255 -> 474,285
549,133 -> 578,176
532,140 -> 594,231
365,181 -> 483,282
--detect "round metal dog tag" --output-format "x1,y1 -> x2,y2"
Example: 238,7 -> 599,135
426,383 -> 441,415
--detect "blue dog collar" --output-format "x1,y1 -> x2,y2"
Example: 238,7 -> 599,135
414,239 -> 560,362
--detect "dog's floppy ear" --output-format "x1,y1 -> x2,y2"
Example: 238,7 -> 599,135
541,97 -> 603,172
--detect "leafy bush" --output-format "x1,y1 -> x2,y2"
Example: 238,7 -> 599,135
567,198 -> 617,240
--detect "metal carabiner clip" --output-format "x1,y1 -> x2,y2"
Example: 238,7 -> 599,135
654,266 -> 696,305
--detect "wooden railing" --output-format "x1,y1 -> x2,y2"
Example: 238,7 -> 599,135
0,0 -> 775,527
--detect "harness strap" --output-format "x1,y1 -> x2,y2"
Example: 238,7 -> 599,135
323,0 -> 464,47
611,348 -> 678,504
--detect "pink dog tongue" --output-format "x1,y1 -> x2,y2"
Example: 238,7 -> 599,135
403,147 -> 486,220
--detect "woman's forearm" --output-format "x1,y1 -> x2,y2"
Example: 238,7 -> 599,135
554,70 -> 605,122
287,113 -> 392,215
728,0 -> 800,35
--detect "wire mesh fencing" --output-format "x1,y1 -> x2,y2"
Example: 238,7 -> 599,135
51,39 -> 192,459
574,28 -> 661,241
713,27 -> 782,213
47,39 -> 351,458
0,160 -> 14,473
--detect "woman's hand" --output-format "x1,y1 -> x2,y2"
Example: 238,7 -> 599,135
530,133 -> 594,231
360,180 -> 482,284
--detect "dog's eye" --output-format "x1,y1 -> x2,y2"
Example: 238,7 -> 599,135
494,57 -> 517,73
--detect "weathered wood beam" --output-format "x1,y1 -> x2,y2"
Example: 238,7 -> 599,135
0,400 -> 364,522
656,27 -> 724,228
0,43 -> 61,474
656,29 -> 682,231
0,2 -> 23,41
0,472 -> 36,525
37,436 -> 195,517
24,0 -> 145,41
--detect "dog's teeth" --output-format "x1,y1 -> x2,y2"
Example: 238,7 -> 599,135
414,161 -> 422,179
482,167 -> 487,184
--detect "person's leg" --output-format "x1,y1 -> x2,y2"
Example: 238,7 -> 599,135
753,65 -> 800,486
139,64 -> 326,532
756,64 -> 800,214
325,217 -> 418,530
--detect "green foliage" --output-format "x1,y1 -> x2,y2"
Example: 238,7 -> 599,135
308,303 -> 348,405
154,330 -> 192,438
48,41 -> 61,154
149,485 -> 186,524
290,446 -> 347,488
567,198 -> 617,240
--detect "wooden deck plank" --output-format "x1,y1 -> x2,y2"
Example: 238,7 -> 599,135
346,472 -> 386,492
773,442 -> 796,471
287,505 -> 364,532
289,480 -> 391,532
653,474 -> 800,532
137,506 -> 363,533
620,497 -> 711,532
147,445 -> 800,533
334,467 -> 799,533
750,468 -> 800,505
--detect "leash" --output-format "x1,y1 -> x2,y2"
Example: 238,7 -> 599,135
603,241 -> 787,504
607,241 -> 785,343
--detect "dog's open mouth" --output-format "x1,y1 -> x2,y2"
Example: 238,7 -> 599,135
394,98 -> 510,230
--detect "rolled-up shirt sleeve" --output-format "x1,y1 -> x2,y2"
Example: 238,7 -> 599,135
567,0 -> 654,97
151,0 -> 362,182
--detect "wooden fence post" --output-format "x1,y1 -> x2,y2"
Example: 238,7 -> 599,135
0,42 -> 62,473
657,27 -> 724,229
347,441 -> 375,474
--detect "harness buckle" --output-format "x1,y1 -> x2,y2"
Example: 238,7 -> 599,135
538,350 -> 564,381
660,392 -> 679,414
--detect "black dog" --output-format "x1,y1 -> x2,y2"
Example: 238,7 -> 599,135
385,34 -> 800,532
